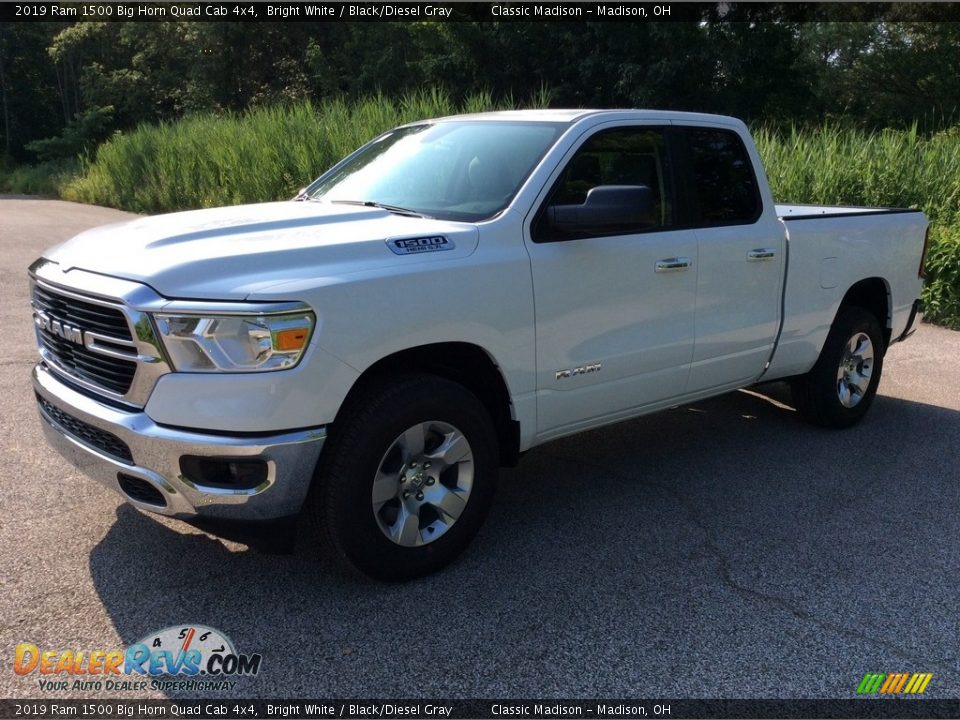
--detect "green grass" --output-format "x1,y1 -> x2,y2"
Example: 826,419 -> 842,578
0,159 -> 79,197
4,96 -> 959,328
753,124 -> 960,226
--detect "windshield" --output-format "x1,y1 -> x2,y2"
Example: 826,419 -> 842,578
306,121 -> 565,221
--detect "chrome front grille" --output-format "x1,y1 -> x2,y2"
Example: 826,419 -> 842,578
33,284 -> 131,338
32,284 -> 138,395
28,264 -> 171,408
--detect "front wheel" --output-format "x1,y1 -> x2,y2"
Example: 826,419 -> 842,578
792,306 -> 885,428
309,374 -> 498,581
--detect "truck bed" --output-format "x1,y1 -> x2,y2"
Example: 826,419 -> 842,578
763,205 -> 926,381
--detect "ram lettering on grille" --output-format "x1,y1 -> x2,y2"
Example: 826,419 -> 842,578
34,309 -> 85,346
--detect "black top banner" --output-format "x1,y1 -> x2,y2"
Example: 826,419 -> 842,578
4,699 -> 960,720
5,1 -> 960,23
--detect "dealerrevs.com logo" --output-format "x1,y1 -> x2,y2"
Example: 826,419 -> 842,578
14,625 -> 262,693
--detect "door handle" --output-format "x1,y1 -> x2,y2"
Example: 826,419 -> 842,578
747,248 -> 777,261
655,257 -> 692,273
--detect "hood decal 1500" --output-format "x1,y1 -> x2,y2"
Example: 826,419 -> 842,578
387,236 -> 455,255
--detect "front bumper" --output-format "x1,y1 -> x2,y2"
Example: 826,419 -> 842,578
33,362 -> 326,521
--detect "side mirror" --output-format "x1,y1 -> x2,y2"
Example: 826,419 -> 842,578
547,185 -> 653,234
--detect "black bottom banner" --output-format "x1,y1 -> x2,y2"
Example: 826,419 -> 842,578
3,700 -> 960,720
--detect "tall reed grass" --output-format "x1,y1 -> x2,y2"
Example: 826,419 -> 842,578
754,125 -> 960,226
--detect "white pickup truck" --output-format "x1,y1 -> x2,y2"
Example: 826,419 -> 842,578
30,110 -> 927,580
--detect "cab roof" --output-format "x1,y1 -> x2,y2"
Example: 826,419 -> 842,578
425,109 -> 744,127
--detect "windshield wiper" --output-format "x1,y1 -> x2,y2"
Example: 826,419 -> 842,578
330,199 -> 430,219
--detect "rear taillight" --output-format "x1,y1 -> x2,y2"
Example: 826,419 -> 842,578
919,226 -> 930,279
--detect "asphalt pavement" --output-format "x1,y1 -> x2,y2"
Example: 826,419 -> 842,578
1,197 -> 959,701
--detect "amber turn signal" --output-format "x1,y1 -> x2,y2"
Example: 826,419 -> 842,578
275,328 -> 309,351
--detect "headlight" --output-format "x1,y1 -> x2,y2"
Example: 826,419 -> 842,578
153,310 -> 314,372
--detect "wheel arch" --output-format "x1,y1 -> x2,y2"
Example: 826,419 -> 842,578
838,277 -> 892,351
332,342 -> 521,467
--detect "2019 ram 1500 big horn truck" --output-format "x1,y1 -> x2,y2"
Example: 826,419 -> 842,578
29,110 -> 928,580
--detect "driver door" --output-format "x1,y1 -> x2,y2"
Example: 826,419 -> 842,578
524,125 -> 698,437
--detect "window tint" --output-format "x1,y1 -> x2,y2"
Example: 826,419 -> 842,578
534,127 -> 674,241
682,128 -> 760,225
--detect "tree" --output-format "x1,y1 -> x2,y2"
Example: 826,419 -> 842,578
0,22 -> 64,160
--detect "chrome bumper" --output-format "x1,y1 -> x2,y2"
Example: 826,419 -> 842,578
33,363 -> 326,521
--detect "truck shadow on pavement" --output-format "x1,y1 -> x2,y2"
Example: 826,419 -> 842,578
87,383 -> 960,698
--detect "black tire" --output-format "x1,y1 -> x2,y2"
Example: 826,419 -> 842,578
791,305 -> 885,428
308,373 -> 498,581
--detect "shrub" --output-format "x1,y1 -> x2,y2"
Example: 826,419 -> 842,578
922,226 -> 960,329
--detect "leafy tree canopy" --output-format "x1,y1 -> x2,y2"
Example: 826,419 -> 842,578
3,18 -> 960,162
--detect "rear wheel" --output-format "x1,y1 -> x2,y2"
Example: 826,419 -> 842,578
309,374 -> 498,581
792,306 -> 885,428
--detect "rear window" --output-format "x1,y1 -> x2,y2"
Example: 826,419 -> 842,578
681,128 -> 761,226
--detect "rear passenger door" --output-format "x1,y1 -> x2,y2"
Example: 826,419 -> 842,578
675,125 -> 785,393
524,125 -> 698,436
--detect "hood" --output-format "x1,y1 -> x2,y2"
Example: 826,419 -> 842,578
44,201 -> 479,300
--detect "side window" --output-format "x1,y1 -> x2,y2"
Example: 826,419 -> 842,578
681,128 -> 761,226
533,127 -> 674,241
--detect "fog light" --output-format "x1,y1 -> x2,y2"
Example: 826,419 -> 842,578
179,456 -> 269,491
